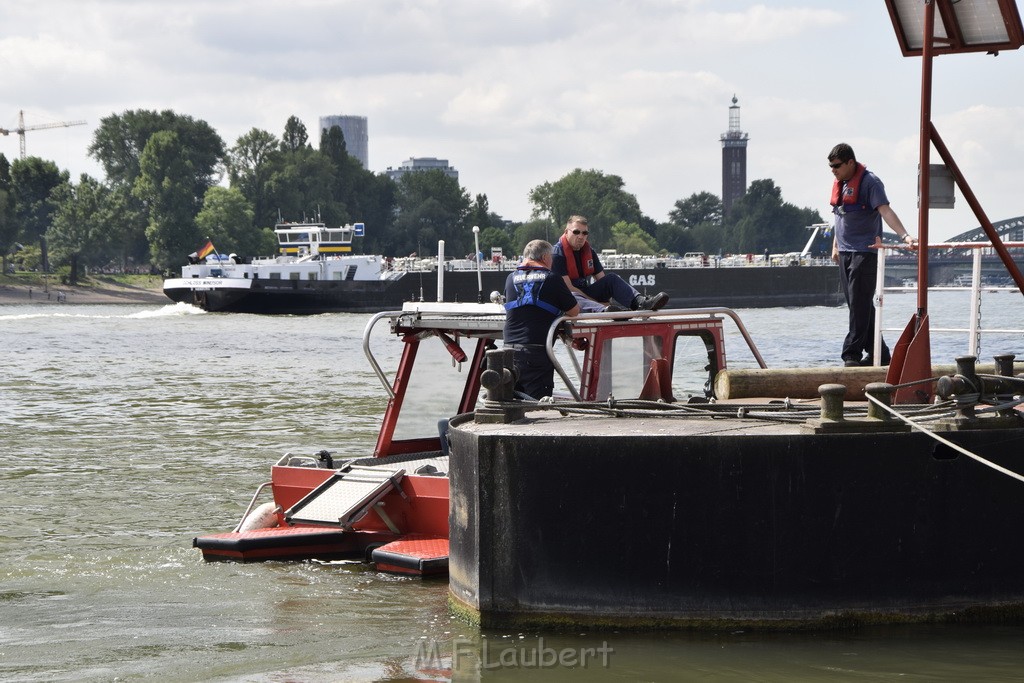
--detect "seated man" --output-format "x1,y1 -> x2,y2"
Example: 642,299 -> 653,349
552,215 -> 668,313
503,239 -> 581,399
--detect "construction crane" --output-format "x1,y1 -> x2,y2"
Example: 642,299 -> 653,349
0,110 -> 87,160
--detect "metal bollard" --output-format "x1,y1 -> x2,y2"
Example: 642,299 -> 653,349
476,348 -> 525,423
817,384 -> 847,421
864,382 -> 895,421
994,353 -> 1016,378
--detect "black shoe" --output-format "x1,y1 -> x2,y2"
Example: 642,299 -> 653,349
636,292 -> 669,311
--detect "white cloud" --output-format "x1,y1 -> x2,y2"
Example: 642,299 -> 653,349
2,0 -> 1022,241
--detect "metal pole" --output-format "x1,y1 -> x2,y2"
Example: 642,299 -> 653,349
472,225 -> 482,302
969,249 -> 982,357
873,246 -> 886,366
437,240 -> 445,302
916,0 -> 935,323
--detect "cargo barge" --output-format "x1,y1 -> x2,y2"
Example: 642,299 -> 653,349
163,221 -> 842,314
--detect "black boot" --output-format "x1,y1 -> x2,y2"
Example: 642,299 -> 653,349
633,292 -> 669,311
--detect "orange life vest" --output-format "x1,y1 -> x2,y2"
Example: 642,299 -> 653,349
558,234 -> 596,280
830,163 -> 870,213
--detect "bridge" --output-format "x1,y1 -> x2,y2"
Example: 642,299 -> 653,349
881,215 -> 1024,286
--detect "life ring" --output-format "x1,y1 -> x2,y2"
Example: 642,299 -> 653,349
238,502 -> 280,532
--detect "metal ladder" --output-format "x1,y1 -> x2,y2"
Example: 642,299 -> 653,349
285,465 -> 406,532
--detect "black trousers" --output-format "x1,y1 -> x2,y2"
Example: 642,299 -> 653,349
838,251 -> 890,364
510,345 -> 555,399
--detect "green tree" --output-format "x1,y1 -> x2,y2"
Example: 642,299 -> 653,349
391,170 -> 472,257
100,184 -> 152,270
477,226 -> 513,260
47,174 -> 109,283
264,147 -> 339,224
89,109 -> 224,193
319,123 -> 375,225
227,128 -> 281,229
610,221 -> 657,255
669,191 -> 723,229
195,186 -> 262,257
343,172 -> 397,254
469,193 -> 495,231
690,223 -> 727,255
281,116 -> 309,153
320,124 -> 348,165
0,154 -> 16,273
726,179 -> 822,253
89,109 -> 225,268
134,130 -> 201,270
654,223 -> 696,255
528,168 -> 642,247
10,156 -> 70,271
510,218 -> 555,251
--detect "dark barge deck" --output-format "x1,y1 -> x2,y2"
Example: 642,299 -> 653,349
447,404 -> 1024,629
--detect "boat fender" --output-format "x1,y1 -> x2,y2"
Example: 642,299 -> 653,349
238,502 -> 280,532
365,543 -> 386,563
316,449 -> 334,468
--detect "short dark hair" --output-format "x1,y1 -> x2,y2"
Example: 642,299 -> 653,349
828,143 -> 856,164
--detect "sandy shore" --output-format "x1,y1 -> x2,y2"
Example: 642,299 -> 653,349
0,280 -> 168,306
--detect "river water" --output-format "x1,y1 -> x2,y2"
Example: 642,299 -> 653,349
2,290 -> 1024,682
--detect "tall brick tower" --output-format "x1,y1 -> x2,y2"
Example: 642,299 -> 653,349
720,95 -> 749,215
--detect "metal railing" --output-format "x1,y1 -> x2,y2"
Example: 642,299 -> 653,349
875,242 -> 1024,362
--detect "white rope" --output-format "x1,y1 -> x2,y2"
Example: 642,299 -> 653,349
865,393 -> 1024,485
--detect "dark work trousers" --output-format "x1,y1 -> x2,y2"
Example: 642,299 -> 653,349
579,272 -> 639,308
510,344 -> 556,399
838,251 -> 890,364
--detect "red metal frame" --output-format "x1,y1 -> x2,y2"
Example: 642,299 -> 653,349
373,336 -> 422,457
570,318 -> 726,402
885,0 -> 1024,402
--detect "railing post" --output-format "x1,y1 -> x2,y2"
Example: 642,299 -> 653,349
873,245 -> 887,366
969,248 -> 982,357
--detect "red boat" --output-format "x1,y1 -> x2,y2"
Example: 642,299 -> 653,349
193,301 -> 758,574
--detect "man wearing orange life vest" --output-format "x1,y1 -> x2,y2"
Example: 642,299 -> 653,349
551,215 -> 668,313
828,143 -> 917,367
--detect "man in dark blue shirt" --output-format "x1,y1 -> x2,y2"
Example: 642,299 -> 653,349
551,215 -> 667,312
504,240 -> 580,399
828,143 -> 916,367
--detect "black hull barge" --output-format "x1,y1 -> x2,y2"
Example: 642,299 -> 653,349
165,265 -> 842,314
164,224 -> 842,313
447,357 -> 1024,630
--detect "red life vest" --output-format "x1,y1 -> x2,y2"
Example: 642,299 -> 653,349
558,234 -> 596,280
830,163 -> 870,213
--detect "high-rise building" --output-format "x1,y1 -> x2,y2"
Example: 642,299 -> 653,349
318,115 -> 369,168
720,95 -> 749,215
385,157 -> 459,182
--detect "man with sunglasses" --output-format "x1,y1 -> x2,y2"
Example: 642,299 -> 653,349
828,143 -> 916,367
552,215 -> 669,313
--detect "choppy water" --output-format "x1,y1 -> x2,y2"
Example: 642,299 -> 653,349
2,292 -> 1024,682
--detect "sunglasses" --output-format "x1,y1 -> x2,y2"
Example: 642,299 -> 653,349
571,229 -> 589,235
829,161 -> 846,169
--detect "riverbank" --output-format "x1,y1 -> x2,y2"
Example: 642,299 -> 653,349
0,277 -> 167,306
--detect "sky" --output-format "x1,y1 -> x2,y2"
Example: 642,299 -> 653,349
2,0 -> 1023,244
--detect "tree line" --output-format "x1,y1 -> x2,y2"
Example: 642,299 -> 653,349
0,109 -> 824,281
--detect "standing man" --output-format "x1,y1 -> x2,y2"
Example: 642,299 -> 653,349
828,143 -> 917,367
504,240 -> 581,399
552,215 -> 669,313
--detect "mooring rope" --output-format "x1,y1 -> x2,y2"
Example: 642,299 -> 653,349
865,392 -> 1024,484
